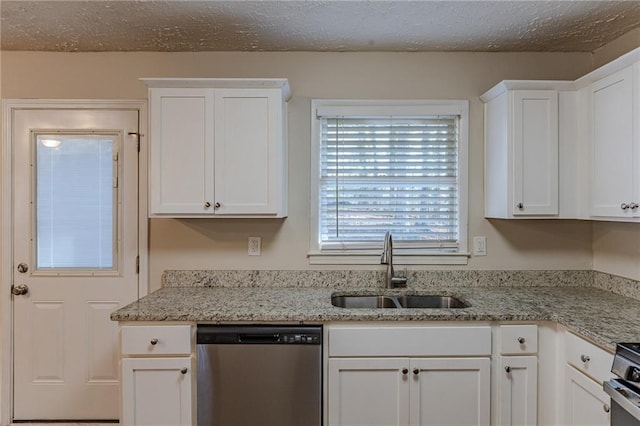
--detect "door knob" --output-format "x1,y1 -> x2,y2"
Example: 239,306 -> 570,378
621,203 -> 630,210
505,366 -> 511,373
11,284 -> 29,296
17,263 -> 29,273
630,203 -> 639,210
214,202 -> 221,209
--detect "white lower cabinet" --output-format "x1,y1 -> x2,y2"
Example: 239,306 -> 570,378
328,358 -> 410,426
498,356 -> 537,426
410,357 -> 491,426
494,324 -> 538,426
327,325 -> 492,426
564,365 -> 610,426
119,324 -> 194,426
328,357 -> 490,426
563,332 -> 613,426
121,357 -> 194,426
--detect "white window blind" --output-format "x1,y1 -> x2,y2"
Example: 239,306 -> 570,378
318,114 -> 459,251
36,134 -> 117,270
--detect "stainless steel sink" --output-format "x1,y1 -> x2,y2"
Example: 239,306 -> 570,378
331,294 -> 469,309
396,295 -> 469,309
331,295 -> 401,309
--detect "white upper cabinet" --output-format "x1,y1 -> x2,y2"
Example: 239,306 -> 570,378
588,64 -> 639,219
483,86 -> 560,218
482,47 -> 640,221
149,88 -> 214,215
144,78 -> 290,218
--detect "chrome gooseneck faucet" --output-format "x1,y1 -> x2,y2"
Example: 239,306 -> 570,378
381,231 -> 408,289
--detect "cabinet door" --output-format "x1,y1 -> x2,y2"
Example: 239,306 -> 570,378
511,90 -> 559,216
409,357 -> 490,426
328,358 -> 410,426
498,356 -> 537,426
214,89 -> 282,215
121,357 -> 193,426
590,66 -> 637,218
564,365 -> 610,426
150,88 -> 215,215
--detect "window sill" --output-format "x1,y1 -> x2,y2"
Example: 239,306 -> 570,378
308,252 -> 470,266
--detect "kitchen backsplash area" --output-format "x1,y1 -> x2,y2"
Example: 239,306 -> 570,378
161,269 -> 640,299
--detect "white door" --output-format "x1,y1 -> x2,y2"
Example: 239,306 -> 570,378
327,357 -> 410,426
11,108 -> 140,420
590,66 -> 635,218
409,357 -> 491,426
214,89 -> 279,215
564,365 -> 611,426
498,356 -> 537,426
511,90 -> 559,216
121,357 -> 193,426
149,88 -> 214,215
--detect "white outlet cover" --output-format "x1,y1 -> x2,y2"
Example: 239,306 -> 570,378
473,236 -> 487,256
248,237 -> 261,256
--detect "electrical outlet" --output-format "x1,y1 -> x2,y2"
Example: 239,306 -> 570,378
473,236 -> 487,256
248,237 -> 261,256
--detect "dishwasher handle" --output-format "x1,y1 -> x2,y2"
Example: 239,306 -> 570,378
238,333 -> 281,343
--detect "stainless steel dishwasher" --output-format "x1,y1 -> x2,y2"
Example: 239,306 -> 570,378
196,324 -> 322,426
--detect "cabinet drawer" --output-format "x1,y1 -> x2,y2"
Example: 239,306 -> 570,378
500,324 -> 538,355
329,326 -> 491,357
565,332 -> 613,384
122,325 -> 192,356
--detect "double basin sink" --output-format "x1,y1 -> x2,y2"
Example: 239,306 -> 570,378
331,294 -> 469,309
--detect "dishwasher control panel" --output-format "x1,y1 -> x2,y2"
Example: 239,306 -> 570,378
197,324 -> 322,345
280,333 -> 321,344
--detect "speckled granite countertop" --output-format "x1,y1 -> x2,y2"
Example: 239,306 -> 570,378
111,285 -> 640,352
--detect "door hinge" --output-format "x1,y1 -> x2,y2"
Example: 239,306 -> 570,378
135,255 -> 140,274
128,132 -> 142,152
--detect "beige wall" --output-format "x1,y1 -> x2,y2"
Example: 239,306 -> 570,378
591,30 -> 640,281
1,51 -> 596,289
593,28 -> 640,68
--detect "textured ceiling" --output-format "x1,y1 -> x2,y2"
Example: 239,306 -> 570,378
2,1 -> 640,52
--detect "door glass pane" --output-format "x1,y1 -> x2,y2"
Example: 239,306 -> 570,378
35,134 -> 117,270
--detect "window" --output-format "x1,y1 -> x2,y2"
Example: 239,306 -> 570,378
35,133 -> 118,270
310,100 -> 469,265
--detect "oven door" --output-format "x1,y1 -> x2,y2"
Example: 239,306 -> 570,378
605,379 -> 640,426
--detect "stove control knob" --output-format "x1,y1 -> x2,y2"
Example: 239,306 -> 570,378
630,367 -> 640,382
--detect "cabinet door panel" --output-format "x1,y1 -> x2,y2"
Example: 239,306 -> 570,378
214,89 -> 279,215
409,357 -> 490,426
499,356 -> 537,426
328,358 -> 410,426
512,90 -> 559,216
121,357 -> 193,426
150,88 -> 214,215
590,66 -> 635,218
564,365 -> 610,426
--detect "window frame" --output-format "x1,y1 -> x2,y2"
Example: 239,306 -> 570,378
31,130 -> 122,276
309,99 -> 470,265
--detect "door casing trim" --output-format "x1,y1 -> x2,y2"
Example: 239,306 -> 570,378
1,99 -> 149,424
